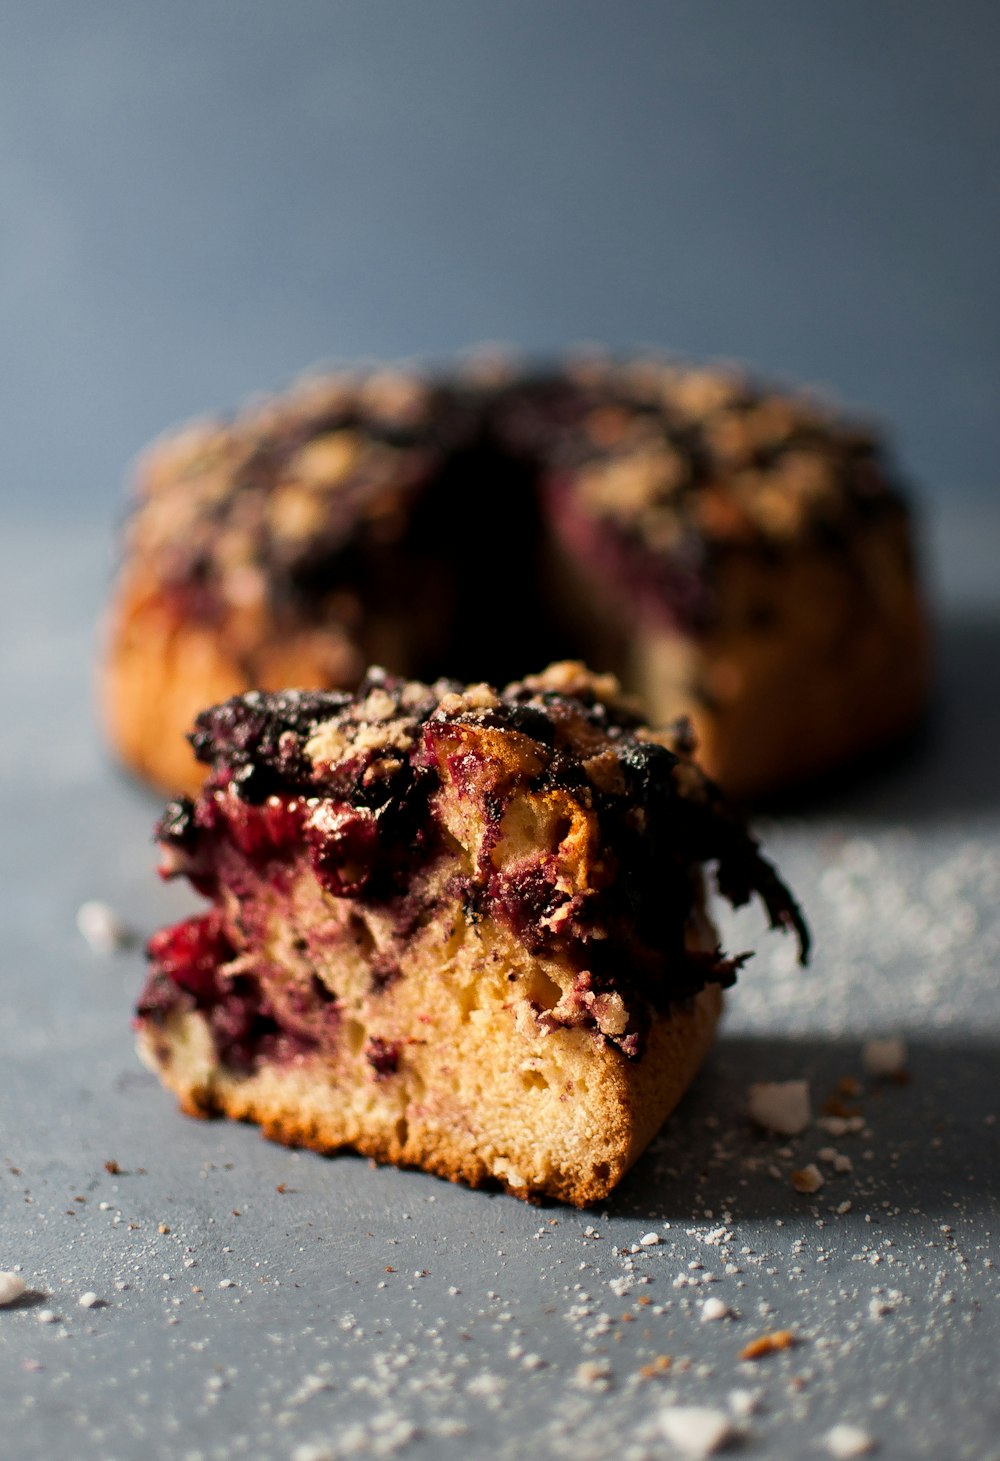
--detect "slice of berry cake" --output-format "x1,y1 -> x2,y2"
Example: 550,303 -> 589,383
135,663 -> 808,1206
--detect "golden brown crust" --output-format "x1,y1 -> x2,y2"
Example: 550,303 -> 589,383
137,983 -> 722,1207
633,521 -> 930,799
106,545 -> 928,804
544,510 -> 928,799
102,573 -> 361,795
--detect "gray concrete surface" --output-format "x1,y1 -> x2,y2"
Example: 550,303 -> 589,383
1,509 -> 999,1459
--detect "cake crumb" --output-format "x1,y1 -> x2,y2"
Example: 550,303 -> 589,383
701,1297 -> 730,1322
639,1355 -> 672,1379
748,1080 -> 811,1135
572,1359 -> 613,1391
76,900 -> 131,954
739,1329 -> 797,1360
824,1422 -> 877,1457
863,1038 -> 907,1079
0,1273 -> 26,1306
657,1405 -> 735,1456
77,1292 -> 101,1309
791,1164 -> 825,1194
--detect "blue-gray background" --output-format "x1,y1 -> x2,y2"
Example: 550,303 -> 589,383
3,13 -> 1000,1458
3,1 -> 997,516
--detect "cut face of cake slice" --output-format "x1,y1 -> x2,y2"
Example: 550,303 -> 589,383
135,663 -> 808,1206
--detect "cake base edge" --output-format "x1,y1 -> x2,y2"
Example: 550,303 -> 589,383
136,983 -> 723,1209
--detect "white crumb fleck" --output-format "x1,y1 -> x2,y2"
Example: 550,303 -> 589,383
791,1163 -> 825,1194
863,1037 -> 907,1078
466,1372 -> 506,1400
657,1404 -> 735,1456
572,1359 -> 613,1391
639,1231 -> 660,1246
287,1373 -> 332,1405
78,1291 -> 100,1309
700,1296 -> 730,1322
728,1388 -> 761,1418
433,1419 -> 469,1440
76,899 -> 131,953
218,1279 -> 236,1289
0,1272 -> 26,1306
747,1080 -> 811,1135
824,1421 -> 877,1457
37,1309 -> 58,1324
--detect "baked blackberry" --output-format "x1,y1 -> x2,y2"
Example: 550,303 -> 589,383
135,663 -> 807,1206
105,353 -> 928,799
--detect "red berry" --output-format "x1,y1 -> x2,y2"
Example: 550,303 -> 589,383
146,911 -> 233,1000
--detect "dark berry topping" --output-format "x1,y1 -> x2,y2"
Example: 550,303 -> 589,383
190,688 -> 350,790
306,804 -> 381,896
155,796 -> 198,847
141,666 -> 808,1065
